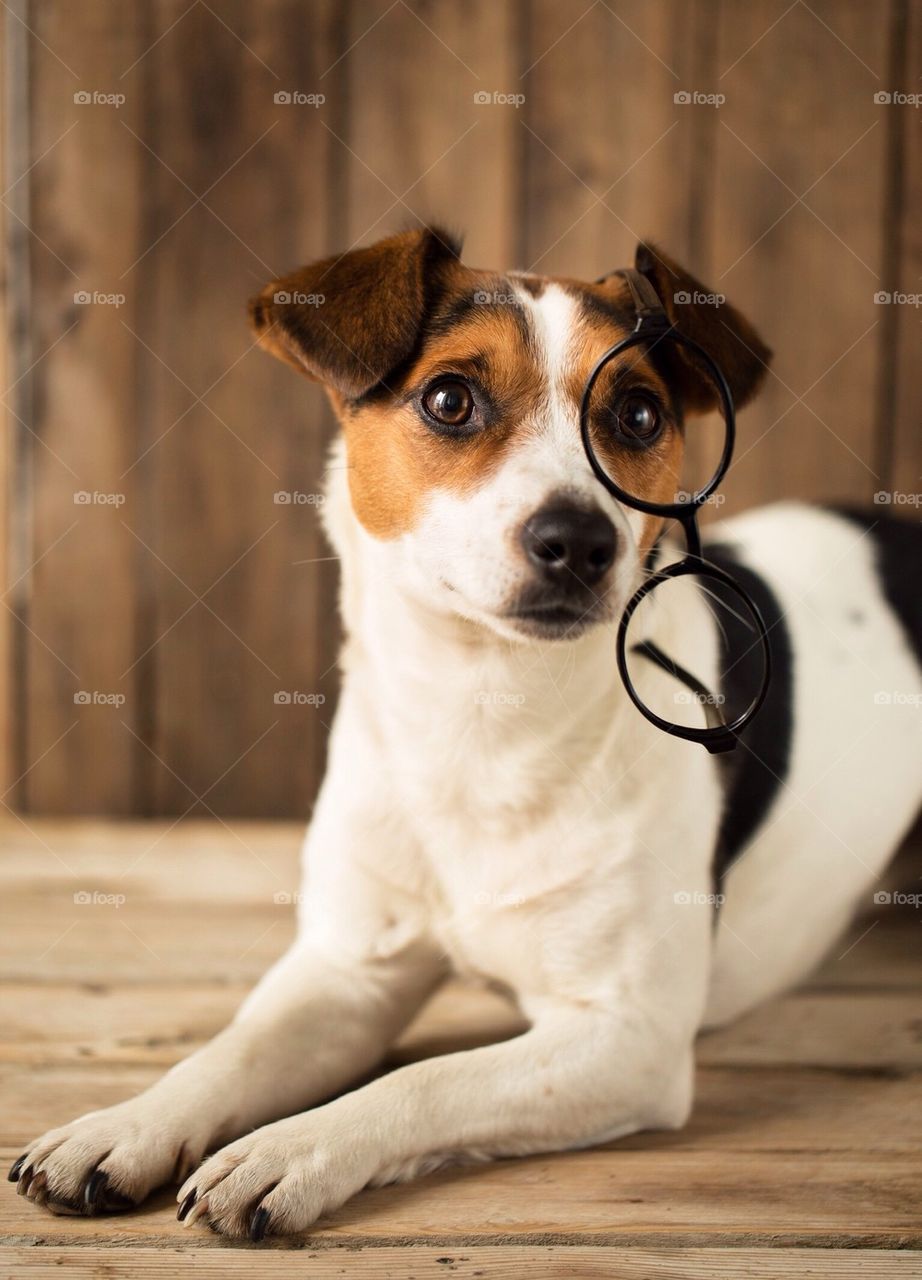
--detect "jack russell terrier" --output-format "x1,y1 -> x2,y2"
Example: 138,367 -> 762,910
10,228 -> 922,1241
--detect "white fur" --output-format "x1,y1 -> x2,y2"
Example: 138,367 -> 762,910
16,288 -> 922,1240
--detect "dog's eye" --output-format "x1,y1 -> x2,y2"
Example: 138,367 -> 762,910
422,380 -> 474,428
616,394 -> 660,442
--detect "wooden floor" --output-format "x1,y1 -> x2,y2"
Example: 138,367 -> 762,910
1,819 -> 921,1278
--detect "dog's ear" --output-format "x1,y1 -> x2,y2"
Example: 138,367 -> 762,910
248,226 -> 462,398
631,242 -> 772,414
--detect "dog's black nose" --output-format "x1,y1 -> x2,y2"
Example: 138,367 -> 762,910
520,504 -> 617,588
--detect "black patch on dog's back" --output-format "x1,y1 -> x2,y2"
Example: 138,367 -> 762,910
704,543 -> 795,886
831,507 -> 922,666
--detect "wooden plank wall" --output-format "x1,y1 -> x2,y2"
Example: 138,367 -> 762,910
1,0 -> 919,817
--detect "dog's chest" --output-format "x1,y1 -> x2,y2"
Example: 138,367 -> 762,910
404,761 -> 640,991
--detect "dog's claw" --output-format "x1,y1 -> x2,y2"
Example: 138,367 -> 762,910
177,1188 -> 197,1221
84,1169 -> 109,1213
17,1166 -> 35,1197
25,1170 -> 48,1204
82,1169 -> 133,1215
8,1155 -> 27,1182
249,1205 -> 271,1242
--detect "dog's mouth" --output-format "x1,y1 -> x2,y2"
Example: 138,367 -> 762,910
507,596 -> 605,640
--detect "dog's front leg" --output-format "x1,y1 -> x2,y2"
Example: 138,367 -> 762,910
10,929 -> 440,1216
177,997 -> 697,1240
11,700 -> 443,1217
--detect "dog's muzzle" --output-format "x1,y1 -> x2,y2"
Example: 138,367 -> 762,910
510,501 -> 617,637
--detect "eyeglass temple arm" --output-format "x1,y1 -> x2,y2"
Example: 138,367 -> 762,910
630,639 -> 728,734
614,268 -> 672,335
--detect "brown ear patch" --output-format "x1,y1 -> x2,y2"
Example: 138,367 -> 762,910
634,242 -> 772,415
248,226 -> 461,398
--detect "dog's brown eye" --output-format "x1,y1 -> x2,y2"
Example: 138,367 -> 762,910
617,395 -> 659,441
422,380 -> 474,427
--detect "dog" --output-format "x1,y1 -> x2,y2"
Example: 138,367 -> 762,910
11,228 -> 922,1241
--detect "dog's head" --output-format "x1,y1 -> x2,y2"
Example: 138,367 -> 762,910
250,228 -> 770,642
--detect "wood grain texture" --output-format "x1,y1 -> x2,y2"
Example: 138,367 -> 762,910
340,0 -> 520,268
2,1247 -> 921,1278
520,0 -> 703,277
6,1 -> 922,815
887,0 -> 922,503
131,0 -> 341,819
0,817 -> 921,1264
18,2 -> 147,813
0,4 -> 11,797
710,0 -> 891,514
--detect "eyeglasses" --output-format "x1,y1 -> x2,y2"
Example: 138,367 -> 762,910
579,267 -> 771,753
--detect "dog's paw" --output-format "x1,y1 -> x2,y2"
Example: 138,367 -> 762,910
176,1113 -> 369,1241
9,1100 -> 207,1216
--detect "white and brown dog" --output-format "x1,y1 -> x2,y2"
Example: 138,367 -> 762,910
11,228 -> 922,1240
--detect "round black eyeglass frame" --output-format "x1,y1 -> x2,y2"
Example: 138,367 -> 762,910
579,267 -> 771,754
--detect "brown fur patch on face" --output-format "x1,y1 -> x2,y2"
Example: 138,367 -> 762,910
338,264 -> 547,539
336,266 -> 684,547
554,275 -> 685,553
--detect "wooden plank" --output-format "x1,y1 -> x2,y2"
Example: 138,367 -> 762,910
0,983 -> 246,1063
710,1 -> 890,514
886,0 -> 922,501
0,817 -> 302,902
1,1246 -> 921,1278
0,1147 -> 918,1247
127,0 -> 339,818
0,4 -> 13,799
0,898 -> 293,984
809,911 -> 922,990
699,989 -> 922,1071
341,0 -> 519,268
2,0 -> 34,813
520,0 -> 706,277
1,819 -> 921,1253
21,2 -> 147,813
